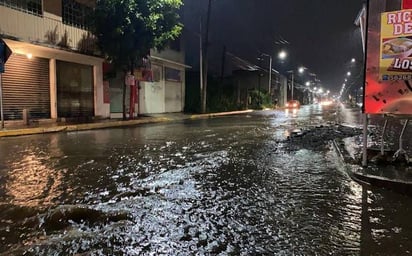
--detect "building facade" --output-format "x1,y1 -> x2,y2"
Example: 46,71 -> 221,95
0,0 -> 107,124
0,0 -> 188,124
107,46 -> 189,119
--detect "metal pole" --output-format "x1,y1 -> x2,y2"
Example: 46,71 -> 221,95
362,113 -> 368,167
380,118 -> 388,155
0,73 -> 3,129
201,0 -> 212,113
399,119 -> 409,151
268,56 -> 272,93
291,72 -> 294,100
199,18 -> 203,109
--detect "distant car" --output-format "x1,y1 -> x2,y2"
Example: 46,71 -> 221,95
285,100 -> 300,109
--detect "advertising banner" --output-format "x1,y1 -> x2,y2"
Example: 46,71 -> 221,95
379,9 -> 412,81
365,0 -> 412,114
404,0 -> 412,9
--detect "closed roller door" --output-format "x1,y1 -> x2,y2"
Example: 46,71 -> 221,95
2,54 -> 50,120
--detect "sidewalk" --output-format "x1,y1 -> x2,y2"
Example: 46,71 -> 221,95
0,110 -> 253,138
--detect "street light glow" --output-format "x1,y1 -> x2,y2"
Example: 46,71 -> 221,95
351,58 -> 356,63
278,50 -> 287,60
347,71 -> 351,76
298,67 -> 305,73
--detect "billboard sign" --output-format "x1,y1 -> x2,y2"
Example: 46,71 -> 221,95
380,9 -> 412,81
404,0 -> 412,9
365,0 -> 412,114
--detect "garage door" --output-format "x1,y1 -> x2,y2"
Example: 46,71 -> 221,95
2,53 -> 50,120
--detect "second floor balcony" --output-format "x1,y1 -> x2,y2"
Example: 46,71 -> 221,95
0,3 -> 98,56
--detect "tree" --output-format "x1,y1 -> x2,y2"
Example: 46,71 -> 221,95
91,0 -> 183,119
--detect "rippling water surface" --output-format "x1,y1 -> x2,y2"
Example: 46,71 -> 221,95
1,106 -> 412,255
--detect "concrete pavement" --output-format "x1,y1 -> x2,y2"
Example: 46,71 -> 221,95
0,110 -> 254,138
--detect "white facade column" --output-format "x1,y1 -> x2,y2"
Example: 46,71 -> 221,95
49,58 -> 57,119
94,64 -> 109,118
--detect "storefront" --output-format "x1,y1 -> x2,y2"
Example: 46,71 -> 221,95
1,38 -> 106,123
56,60 -> 94,118
2,53 -> 50,120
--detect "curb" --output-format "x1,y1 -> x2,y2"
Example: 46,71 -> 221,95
189,110 -> 254,119
0,110 -> 254,138
0,117 -> 170,138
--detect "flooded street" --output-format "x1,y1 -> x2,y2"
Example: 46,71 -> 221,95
1,104 -> 412,255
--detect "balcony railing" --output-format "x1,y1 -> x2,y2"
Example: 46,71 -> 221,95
0,5 -> 97,55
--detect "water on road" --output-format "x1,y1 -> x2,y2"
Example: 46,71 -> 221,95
1,104 -> 412,255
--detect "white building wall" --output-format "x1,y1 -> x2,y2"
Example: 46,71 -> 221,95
139,81 -> 165,114
165,81 -> 183,112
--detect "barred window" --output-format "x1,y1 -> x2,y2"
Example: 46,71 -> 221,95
62,0 -> 92,29
0,0 -> 42,16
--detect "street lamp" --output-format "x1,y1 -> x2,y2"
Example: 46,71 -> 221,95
278,50 -> 287,61
286,66 -> 307,101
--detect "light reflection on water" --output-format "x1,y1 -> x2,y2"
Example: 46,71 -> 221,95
0,106 -> 411,255
6,152 -> 63,207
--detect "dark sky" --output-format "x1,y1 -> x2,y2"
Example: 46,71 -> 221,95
183,0 -> 365,93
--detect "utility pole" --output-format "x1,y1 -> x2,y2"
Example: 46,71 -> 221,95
291,72 -> 294,100
199,18 -> 203,111
201,0 -> 212,113
268,56 -> 272,94
260,53 -> 272,95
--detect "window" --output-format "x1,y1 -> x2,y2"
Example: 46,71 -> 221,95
0,0 -> 42,16
62,0 -> 92,29
165,67 -> 181,82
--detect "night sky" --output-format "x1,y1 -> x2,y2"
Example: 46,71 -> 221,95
183,0 -> 365,93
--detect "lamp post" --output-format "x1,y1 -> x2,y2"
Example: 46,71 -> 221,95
286,66 -> 305,101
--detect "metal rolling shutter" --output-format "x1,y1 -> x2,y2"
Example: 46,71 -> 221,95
2,54 -> 50,120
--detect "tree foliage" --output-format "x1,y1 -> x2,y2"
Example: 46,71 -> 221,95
91,0 -> 183,69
